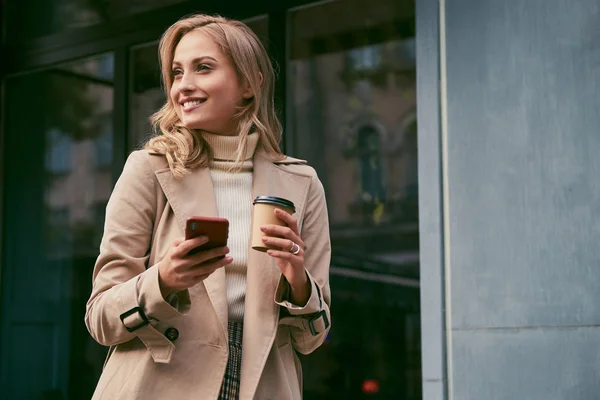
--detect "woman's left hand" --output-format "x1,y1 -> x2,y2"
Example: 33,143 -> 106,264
261,208 -> 311,306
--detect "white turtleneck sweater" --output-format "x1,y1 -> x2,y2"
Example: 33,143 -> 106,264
201,132 -> 259,322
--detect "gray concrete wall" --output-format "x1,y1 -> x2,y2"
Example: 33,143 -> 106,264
418,0 -> 600,399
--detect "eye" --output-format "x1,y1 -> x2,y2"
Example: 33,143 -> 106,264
197,64 -> 212,72
171,68 -> 183,78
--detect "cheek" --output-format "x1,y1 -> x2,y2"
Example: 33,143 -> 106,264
169,89 -> 182,116
169,86 -> 178,105
215,86 -> 245,110
205,76 -> 241,103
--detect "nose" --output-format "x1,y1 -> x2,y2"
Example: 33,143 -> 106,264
177,72 -> 195,93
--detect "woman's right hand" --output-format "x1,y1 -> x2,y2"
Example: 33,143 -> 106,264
158,236 -> 232,297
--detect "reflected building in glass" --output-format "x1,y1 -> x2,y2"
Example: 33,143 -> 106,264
288,2 -> 420,398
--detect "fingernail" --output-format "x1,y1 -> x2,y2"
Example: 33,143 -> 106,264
262,237 -> 268,243
260,226 -> 267,231
267,250 -> 274,256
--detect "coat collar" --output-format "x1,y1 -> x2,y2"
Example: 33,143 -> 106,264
151,148 -> 311,399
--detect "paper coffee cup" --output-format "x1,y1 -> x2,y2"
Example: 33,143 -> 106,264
251,196 -> 296,252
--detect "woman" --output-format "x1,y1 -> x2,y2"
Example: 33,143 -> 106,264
85,13 -> 331,400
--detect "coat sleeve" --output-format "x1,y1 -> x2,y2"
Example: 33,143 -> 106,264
275,171 -> 332,355
85,151 -> 191,352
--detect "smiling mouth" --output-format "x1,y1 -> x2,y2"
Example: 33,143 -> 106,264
181,99 -> 206,111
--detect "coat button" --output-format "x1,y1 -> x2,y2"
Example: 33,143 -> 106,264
165,327 -> 179,342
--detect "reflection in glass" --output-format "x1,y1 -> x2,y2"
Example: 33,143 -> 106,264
129,41 -> 166,150
7,0 -> 187,41
289,0 -> 420,398
1,54 -> 114,399
129,16 -> 270,150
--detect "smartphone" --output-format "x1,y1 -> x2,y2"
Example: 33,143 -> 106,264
185,216 -> 229,256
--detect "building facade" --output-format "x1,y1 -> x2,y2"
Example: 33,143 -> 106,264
418,0 -> 600,399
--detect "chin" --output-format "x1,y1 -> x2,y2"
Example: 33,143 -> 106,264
181,119 -> 205,130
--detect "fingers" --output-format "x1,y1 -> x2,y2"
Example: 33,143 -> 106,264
175,242 -> 230,273
266,248 -> 302,264
191,255 -> 233,279
162,237 -> 232,292
173,235 -> 209,257
262,236 -> 303,255
273,209 -> 299,234
260,224 -> 303,247
189,246 -> 230,266
167,251 -> 232,290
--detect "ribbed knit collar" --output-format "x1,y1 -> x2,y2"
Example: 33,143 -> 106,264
202,132 -> 259,161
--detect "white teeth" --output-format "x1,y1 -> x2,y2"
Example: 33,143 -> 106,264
183,100 -> 203,108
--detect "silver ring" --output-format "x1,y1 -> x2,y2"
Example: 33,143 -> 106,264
289,242 -> 301,255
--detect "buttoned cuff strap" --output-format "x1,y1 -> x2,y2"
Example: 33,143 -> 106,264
118,275 -> 175,364
309,310 -> 330,336
119,306 -> 150,332
279,309 -> 330,336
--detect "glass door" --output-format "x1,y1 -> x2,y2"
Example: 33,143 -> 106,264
1,53 -> 115,400
288,0 -> 420,398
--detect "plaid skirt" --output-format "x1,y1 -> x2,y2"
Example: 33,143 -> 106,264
218,321 -> 243,400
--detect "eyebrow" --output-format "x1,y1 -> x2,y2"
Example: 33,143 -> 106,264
172,56 -> 218,67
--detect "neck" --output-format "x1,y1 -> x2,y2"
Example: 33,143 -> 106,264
201,131 -> 259,161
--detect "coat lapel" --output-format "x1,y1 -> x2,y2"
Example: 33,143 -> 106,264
154,164 -> 229,338
239,150 -> 312,399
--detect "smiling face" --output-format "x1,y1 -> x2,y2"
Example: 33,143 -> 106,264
169,29 -> 252,135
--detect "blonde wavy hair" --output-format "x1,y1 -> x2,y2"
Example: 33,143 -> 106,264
145,14 -> 284,178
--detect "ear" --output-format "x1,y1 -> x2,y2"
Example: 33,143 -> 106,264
242,73 -> 263,99
242,82 -> 253,99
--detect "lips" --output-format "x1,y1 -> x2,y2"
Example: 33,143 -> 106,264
180,98 -> 206,112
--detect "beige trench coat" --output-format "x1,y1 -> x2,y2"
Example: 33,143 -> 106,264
85,148 -> 331,400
